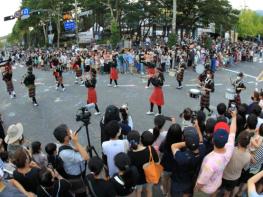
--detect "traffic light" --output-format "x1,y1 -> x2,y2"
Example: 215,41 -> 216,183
4,16 -> 15,21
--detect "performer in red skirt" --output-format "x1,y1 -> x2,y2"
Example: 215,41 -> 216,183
85,68 -> 100,115
146,67 -> 165,116
108,56 -> 118,88
1,60 -> 16,99
145,62 -> 156,89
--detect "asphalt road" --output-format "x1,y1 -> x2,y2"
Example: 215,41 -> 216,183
0,59 -> 262,196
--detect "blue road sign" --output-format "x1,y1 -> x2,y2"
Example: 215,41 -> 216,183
64,21 -> 76,31
22,8 -> 30,16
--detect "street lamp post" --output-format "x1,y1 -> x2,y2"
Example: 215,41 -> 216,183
172,0 -> 177,34
75,0 -> 79,46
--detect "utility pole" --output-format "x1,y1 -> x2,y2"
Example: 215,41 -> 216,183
75,0 -> 79,46
172,0 -> 177,34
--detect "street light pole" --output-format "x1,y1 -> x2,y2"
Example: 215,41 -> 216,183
75,0 -> 79,46
172,0 -> 177,34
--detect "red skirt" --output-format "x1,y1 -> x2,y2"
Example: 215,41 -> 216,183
87,88 -> 97,104
149,87 -> 164,106
147,68 -> 155,75
110,67 -> 118,80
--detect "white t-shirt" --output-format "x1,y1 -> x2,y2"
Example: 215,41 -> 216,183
102,139 -> 129,177
148,129 -> 167,152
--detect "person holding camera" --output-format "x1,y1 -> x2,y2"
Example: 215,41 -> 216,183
85,68 -> 101,116
119,104 -> 133,136
53,124 -> 89,197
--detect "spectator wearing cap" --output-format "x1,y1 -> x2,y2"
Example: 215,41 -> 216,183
220,131 -> 252,197
53,124 -> 89,197
196,111 -> 237,195
170,121 -> 205,196
127,130 -> 159,197
4,123 -> 27,161
86,157 -> 116,197
102,120 -> 129,177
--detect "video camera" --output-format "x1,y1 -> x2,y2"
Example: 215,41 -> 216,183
76,103 -> 95,124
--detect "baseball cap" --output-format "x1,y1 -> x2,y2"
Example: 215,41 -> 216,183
183,127 -> 199,151
213,129 -> 229,148
214,122 -> 230,133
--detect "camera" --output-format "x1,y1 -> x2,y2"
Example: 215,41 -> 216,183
180,108 -> 197,124
76,107 -> 91,123
229,103 -> 236,112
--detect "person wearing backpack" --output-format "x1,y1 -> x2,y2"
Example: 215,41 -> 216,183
53,124 -> 89,197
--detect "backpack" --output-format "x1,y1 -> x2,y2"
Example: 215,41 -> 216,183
54,145 -> 73,178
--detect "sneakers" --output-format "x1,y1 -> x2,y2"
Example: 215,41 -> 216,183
107,84 -> 112,87
94,112 -> 101,116
155,113 -> 161,116
145,86 -> 149,89
10,94 -> 14,99
176,86 -> 183,89
33,103 -> 39,106
62,88 -> 65,92
56,86 -> 58,90
113,85 -> 118,88
146,111 -> 154,115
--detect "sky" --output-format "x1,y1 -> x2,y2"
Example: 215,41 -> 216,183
0,0 -> 263,37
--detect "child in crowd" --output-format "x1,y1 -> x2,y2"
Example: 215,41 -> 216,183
31,141 -> 48,169
45,143 -> 57,169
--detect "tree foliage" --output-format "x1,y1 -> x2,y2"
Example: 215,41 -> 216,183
9,0 -> 246,47
237,9 -> 263,37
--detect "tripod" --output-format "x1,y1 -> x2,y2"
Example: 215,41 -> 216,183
77,121 -> 99,158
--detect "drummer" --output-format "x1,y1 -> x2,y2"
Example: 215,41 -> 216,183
198,64 -> 210,86
176,62 -> 185,89
200,69 -> 215,115
230,72 -> 246,106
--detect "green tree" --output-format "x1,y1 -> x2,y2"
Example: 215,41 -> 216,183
110,19 -> 121,49
237,9 -> 263,37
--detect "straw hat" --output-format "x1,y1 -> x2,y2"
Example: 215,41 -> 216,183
4,123 -> 24,144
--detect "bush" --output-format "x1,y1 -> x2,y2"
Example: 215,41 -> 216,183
167,33 -> 177,48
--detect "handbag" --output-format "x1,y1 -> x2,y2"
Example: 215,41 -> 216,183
143,146 -> 163,184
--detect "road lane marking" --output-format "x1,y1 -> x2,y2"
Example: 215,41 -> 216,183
222,68 -> 257,79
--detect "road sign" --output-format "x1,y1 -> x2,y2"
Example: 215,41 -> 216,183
14,10 -> 21,18
21,15 -> 30,20
4,16 -> 15,21
78,10 -> 93,17
22,8 -> 30,16
64,21 -> 76,31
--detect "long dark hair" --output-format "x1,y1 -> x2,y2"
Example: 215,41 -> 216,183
127,130 -> 140,150
153,115 -> 166,142
163,124 -> 182,152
